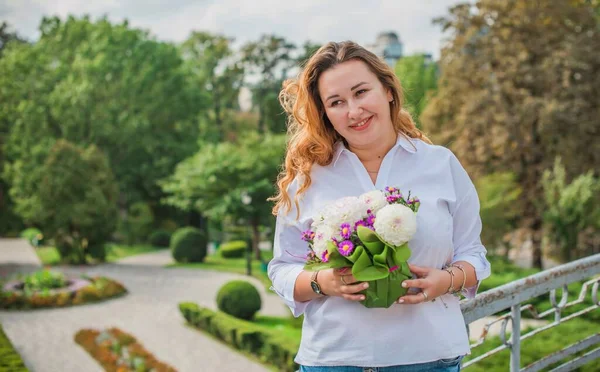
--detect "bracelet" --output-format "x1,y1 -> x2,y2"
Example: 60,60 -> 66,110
451,264 -> 467,293
443,267 -> 455,294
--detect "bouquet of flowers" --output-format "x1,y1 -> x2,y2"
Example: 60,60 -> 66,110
301,187 -> 420,308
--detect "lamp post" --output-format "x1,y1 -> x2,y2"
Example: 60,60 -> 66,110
241,192 -> 252,276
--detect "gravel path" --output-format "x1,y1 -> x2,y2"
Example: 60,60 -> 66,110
0,240 -> 289,372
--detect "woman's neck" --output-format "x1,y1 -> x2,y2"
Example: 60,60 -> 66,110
348,132 -> 398,163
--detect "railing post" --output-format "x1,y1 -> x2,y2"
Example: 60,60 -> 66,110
510,304 -> 521,372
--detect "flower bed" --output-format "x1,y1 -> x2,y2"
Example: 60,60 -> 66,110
179,302 -> 299,372
75,328 -> 176,372
0,274 -> 127,310
0,323 -> 29,371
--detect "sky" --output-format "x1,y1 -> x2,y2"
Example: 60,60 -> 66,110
0,0 -> 465,60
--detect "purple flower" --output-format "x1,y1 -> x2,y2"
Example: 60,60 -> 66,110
366,214 -> 376,226
301,230 -> 315,242
354,220 -> 367,230
389,265 -> 399,272
337,240 -> 355,256
321,251 -> 330,262
340,223 -> 352,239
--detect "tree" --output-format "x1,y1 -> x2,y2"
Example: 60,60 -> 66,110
181,31 -> 245,142
542,158 -> 600,262
241,35 -> 296,133
0,22 -> 26,56
161,134 -> 286,259
394,54 -> 437,127
16,140 -> 118,263
0,16 -> 204,219
422,0 -> 600,268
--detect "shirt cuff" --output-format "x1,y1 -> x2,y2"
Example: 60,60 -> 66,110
268,264 -> 310,317
452,251 -> 491,299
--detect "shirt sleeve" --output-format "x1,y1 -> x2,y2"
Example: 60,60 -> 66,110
447,153 -> 492,299
267,212 -> 311,317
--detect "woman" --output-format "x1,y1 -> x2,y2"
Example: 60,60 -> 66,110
268,41 -> 491,371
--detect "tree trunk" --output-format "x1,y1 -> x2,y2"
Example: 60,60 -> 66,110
251,219 -> 262,261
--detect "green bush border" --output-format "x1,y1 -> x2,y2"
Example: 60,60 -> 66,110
0,276 -> 127,310
179,302 -> 299,372
0,323 -> 28,371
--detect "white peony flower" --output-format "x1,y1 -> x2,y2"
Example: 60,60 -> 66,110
321,196 -> 366,228
373,204 -> 417,246
312,224 -> 335,257
359,190 -> 388,214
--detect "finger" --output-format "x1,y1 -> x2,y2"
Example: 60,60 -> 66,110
401,278 -> 428,289
341,282 -> 369,295
397,292 -> 426,305
408,264 -> 430,276
342,293 -> 366,302
340,274 -> 358,285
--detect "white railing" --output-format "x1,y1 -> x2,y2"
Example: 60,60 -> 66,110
460,254 -> 600,371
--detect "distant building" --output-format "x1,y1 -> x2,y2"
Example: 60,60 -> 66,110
367,32 -> 404,67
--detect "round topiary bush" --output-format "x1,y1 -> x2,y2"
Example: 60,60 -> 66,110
219,240 -> 247,259
170,227 -> 207,263
216,280 -> 262,320
149,230 -> 171,248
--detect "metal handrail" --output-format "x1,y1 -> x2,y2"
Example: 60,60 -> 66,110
460,254 -> 600,371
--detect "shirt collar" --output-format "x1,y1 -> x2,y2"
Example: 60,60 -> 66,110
332,133 -> 417,167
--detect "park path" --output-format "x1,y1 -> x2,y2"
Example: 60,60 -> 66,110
0,239 -> 288,372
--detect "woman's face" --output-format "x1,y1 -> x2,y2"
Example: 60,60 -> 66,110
318,59 -> 394,149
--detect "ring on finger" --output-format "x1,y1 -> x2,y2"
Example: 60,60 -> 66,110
422,291 -> 429,302
340,276 -> 348,285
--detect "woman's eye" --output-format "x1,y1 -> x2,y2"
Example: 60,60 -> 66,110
356,89 -> 368,96
331,100 -> 342,107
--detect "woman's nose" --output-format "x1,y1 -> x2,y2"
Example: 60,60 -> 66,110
348,100 -> 364,119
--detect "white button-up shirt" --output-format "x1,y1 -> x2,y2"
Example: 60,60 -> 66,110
268,135 -> 491,367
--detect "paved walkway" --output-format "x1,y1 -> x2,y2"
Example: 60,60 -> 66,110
0,240 -> 288,372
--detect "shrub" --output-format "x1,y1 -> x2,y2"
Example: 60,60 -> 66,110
149,230 -> 171,248
118,202 -> 154,245
178,302 -> 298,371
23,270 -> 67,291
20,227 -> 43,246
170,227 -> 207,263
220,240 -> 247,258
217,280 -> 261,320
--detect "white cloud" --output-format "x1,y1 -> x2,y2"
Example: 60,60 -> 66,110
1,0 -> 462,59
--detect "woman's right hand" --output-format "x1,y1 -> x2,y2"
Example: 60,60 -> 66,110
319,268 -> 369,301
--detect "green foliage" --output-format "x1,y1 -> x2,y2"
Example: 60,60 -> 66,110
219,240 -> 247,258
394,54 -> 437,127
170,227 -> 208,263
148,230 -> 171,248
475,172 -> 523,250
179,302 -> 299,371
0,323 -> 28,371
241,34 -> 296,133
216,280 -> 262,320
23,270 -> 67,291
19,227 -> 44,246
13,140 -> 118,264
0,16 -> 203,214
542,157 -> 600,262
118,202 -> 154,245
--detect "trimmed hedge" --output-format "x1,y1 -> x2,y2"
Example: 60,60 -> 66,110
0,276 -> 127,310
0,324 -> 28,371
149,230 -> 171,248
171,227 -> 207,263
216,281 -> 262,320
75,327 -> 176,372
219,240 -> 247,258
179,302 -> 299,372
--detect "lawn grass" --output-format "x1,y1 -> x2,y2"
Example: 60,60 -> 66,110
35,244 -> 161,266
254,314 -> 302,341
169,250 -> 274,290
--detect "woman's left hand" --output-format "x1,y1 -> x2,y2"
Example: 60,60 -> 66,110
396,264 -> 451,304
